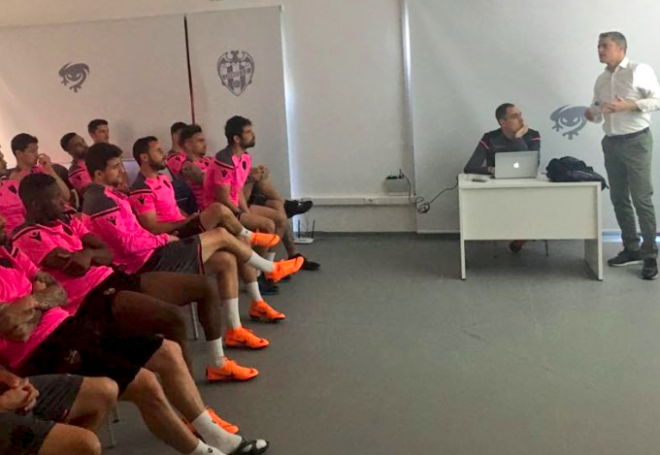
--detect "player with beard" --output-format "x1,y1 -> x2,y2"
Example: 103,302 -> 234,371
130,136 -> 286,321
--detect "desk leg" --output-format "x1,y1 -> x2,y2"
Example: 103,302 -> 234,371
584,238 -> 603,281
460,237 -> 467,280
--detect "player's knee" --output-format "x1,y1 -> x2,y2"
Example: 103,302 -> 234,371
209,251 -> 238,273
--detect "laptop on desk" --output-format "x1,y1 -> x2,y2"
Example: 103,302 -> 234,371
494,151 -> 539,179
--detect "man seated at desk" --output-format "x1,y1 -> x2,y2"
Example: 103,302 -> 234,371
464,103 -> 541,175
464,103 -> 542,253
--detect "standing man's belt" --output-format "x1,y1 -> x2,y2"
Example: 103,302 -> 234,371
609,128 -> 650,141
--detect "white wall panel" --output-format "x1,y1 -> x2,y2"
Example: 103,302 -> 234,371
186,7 -> 291,196
0,15 -> 191,166
408,0 -> 660,233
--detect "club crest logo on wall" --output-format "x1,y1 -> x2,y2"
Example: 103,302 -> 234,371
550,105 -> 589,140
59,63 -> 90,93
217,51 -> 255,97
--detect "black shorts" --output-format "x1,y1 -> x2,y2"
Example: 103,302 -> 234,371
0,374 -> 83,455
19,318 -> 163,394
138,235 -> 204,275
76,271 -> 142,324
177,216 -> 205,239
247,190 -> 268,207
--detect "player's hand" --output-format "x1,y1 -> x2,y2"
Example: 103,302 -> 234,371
61,250 -> 93,277
258,165 -> 270,180
37,154 -> 54,171
32,281 -> 47,293
0,295 -> 38,342
0,370 -> 24,389
0,381 -> 39,413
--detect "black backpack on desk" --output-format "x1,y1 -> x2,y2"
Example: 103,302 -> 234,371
546,156 -> 609,190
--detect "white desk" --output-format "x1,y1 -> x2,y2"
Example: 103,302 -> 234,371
458,174 -> 603,280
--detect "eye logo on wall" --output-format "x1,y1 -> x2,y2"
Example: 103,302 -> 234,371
217,51 -> 255,97
550,105 -> 588,140
59,62 -> 90,93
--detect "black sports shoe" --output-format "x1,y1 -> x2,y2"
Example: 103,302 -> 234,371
607,250 -> 643,267
289,253 -> 320,271
284,200 -> 314,219
258,275 -> 279,295
509,240 -> 525,253
641,258 -> 658,280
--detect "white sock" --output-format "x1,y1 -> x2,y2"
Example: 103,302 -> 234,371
266,252 -> 276,262
222,298 -> 241,330
246,281 -> 262,302
247,252 -> 274,273
189,440 -> 224,455
240,227 -> 252,238
192,411 -> 241,454
208,338 -> 226,368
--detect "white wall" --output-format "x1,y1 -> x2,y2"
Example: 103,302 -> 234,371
407,0 -> 660,233
0,15 -> 190,166
0,0 -> 416,232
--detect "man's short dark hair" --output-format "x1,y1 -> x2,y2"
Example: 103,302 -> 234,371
86,143 -> 123,177
179,124 -> 203,147
11,133 -> 38,156
88,119 -> 108,134
60,132 -> 77,152
19,173 -> 57,208
599,31 -> 627,52
171,122 -> 188,136
495,103 -> 515,123
225,116 -> 252,143
133,136 -> 158,163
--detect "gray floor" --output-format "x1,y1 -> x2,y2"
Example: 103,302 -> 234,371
107,235 -> 660,455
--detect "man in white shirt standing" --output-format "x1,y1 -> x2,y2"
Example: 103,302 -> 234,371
585,31 -> 659,280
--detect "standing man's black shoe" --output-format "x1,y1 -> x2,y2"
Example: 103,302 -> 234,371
607,250 -> 643,267
641,258 -> 658,280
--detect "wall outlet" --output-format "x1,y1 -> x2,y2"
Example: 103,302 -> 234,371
383,178 -> 408,195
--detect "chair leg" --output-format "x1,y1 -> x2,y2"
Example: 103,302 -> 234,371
190,302 -> 200,340
111,406 -> 120,423
105,413 -> 117,448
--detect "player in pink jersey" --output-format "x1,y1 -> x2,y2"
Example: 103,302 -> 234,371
166,121 -> 189,179
87,119 -> 109,145
0,134 -> 71,236
131,136 -> 286,322
83,143 -> 303,350
0,145 -> 25,236
15,173 -> 259,382
177,124 -> 213,209
60,132 -> 93,197
0,224 -> 270,455
212,117 -> 321,274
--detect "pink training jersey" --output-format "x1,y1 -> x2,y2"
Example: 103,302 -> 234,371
0,244 -> 69,370
81,184 -> 169,274
129,172 -> 185,223
13,215 -> 114,315
0,167 -> 45,237
202,148 -> 251,209
185,157 -> 212,210
166,151 -> 187,179
68,159 -> 92,194
0,179 -> 25,237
